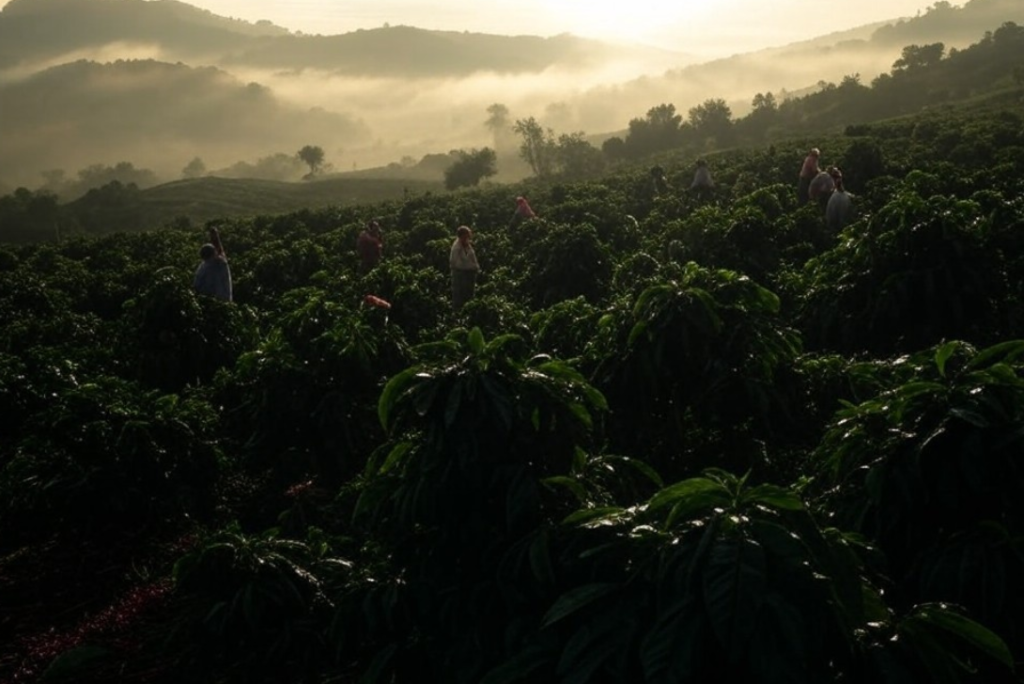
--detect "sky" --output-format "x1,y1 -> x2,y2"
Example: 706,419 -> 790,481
0,0 -> 954,57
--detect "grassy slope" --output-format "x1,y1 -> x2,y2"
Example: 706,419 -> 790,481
134,175 -> 445,227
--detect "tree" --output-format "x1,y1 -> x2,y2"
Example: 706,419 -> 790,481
554,132 -> 605,179
601,136 -> 627,162
624,103 -> 683,157
484,103 -> 515,153
688,98 -> 734,148
892,42 -> 945,72
741,92 -> 778,142
0,187 -> 61,242
181,157 -> 206,179
74,162 -> 159,195
513,117 -> 556,179
40,169 -> 67,193
297,145 -> 326,177
751,92 -> 777,113
443,147 -> 497,190
484,103 -> 509,133
217,153 -> 306,181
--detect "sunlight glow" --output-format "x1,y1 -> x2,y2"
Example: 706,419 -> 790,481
534,1 -> 711,44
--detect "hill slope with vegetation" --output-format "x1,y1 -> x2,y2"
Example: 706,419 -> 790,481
3,17 -> 1021,241
1,87 -> 1024,683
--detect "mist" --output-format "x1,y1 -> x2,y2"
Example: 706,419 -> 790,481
3,0 -> 1018,193
1,39 -> 908,193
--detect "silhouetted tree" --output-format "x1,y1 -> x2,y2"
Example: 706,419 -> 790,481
601,136 -> 627,162
297,145 -> 326,177
688,98 -> 734,148
624,103 -> 683,157
892,42 -> 945,72
554,132 -> 605,179
75,162 -> 158,195
182,157 -> 206,179
0,187 -> 61,242
217,153 -> 305,181
444,148 -> 497,190
513,117 -> 556,179
740,92 -> 778,141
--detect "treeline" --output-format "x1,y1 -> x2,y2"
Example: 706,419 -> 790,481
2,20 -> 1022,242
599,20 -> 1024,161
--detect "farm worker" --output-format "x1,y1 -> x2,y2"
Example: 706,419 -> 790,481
826,172 -> 856,232
449,225 -> 480,312
797,148 -> 821,203
193,225 -> 232,301
650,165 -> 670,198
689,158 -> 714,200
509,196 -> 537,228
356,220 -> 384,274
364,294 -> 391,309
808,167 -> 837,210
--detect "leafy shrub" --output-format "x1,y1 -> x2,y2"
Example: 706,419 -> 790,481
813,340 -> 1024,653
0,377 -> 220,546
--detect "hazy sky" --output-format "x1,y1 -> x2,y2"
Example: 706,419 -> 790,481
0,0 -> 958,57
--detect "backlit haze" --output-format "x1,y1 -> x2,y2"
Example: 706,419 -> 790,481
0,0 -> 954,56
0,0 -> 971,189
101,0 -> 947,57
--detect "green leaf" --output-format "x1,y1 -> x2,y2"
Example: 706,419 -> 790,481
627,320 -> 649,347
378,367 -> 421,430
702,536 -> 767,661
557,614 -> 625,683
648,477 -> 730,518
443,379 -> 463,427
480,644 -> 552,684
378,441 -> 413,475
914,604 -> 1014,669
747,594 -> 811,684
935,341 -> 959,378
412,377 -> 441,418
541,583 -> 617,628
468,326 -> 486,355
639,598 -> 703,681
480,374 -> 514,431
567,401 -> 593,430
967,340 -> 1024,371
41,645 -> 110,683
359,643 -> 398,684
541,475 -> 587,503
529,529 -> 556,586
561,506 -> 627,526
743,484 -> 804,511
897,614 -> 966,684
615,456 -> 664,488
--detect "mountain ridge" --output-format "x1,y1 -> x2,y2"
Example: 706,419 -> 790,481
1,0 -> 1022,192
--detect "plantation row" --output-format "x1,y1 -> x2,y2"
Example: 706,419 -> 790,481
2,103 -> 1024,682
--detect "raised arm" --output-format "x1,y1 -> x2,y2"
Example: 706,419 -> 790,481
209,226 -> 225,257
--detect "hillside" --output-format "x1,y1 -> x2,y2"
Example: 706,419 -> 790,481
0,0 -> 290,68
0,0 -> 685,76
72,174 -> 445,232
0,58 -> 369,189
1,97 -> 1023,682
2,0 -> 1023,196
579,0 -> 1024,123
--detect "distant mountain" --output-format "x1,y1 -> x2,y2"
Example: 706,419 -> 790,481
218,26 -> 666,78
0,0 -> 687,76
870,0 -> 1024,46
1,0 -> 1022,194
0,59 -> 369,182
0,0 -> 290,69
569,0 -> 1024,130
